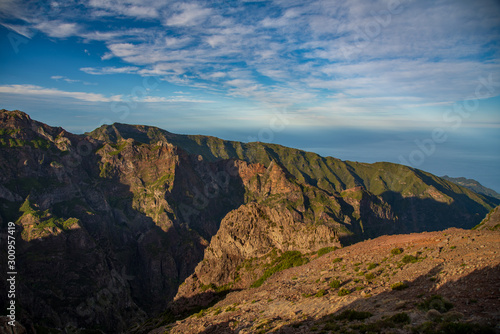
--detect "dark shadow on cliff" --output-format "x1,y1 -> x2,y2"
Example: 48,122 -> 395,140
0,152 -> 248,333
274,264 -> 500,333
340,189 -> 491,246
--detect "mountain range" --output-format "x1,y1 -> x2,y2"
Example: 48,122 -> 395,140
0,109 -> 498,333
441,175 -> 500,201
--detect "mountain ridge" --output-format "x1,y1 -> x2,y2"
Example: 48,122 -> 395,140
0,109 -> 498,333
441,175 -> 500,200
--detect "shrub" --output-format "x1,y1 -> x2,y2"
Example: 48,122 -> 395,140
332,257 -> 343,263
390,312 -> 411,324
418,295 -> 453,313
315,289 -> 326,297
329,279 -> 341,289
334,309 -> 373,321
365,273 -> 376,280
225,305 -> 237,312
367,262 -> 378,270
251,251 -> 308,288
402,255 -> 418,264
391,282 -> 409,290
391,248 -> 403,255
317,246 -> 337,257
338,288 -> 351,296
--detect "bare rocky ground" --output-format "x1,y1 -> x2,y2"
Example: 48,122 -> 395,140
147,228 -> 499,334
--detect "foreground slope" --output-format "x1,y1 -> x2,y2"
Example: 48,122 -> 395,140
0,109 -> 498,332
147,228 -> 500,334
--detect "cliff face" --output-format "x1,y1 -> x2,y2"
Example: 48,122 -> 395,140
0,110 -> 498,332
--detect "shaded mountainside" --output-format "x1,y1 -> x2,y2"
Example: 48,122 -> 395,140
441,175 -> 500,201
0,109 -> 498,333
145,228 -> 500,334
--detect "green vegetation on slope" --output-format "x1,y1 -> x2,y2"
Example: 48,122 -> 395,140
251,251 -> 309,288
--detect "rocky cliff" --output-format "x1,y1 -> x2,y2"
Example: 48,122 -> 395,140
0,109 -> 498,333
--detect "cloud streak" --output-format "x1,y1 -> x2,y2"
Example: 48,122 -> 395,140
0,84 -> 122,102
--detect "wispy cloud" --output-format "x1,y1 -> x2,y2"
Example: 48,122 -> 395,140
1,0 -> 499,124
80,66 -> 140,75
141,96 -> 215,103
51,75 -> 96,85
164,3 -> 212,27
35,20 -> 80,38
0,85 -> 122,102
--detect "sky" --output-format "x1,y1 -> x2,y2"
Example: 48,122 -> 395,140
0,0 -> 499,191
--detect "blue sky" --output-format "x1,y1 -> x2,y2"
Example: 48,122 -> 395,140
0,0 -> 499,191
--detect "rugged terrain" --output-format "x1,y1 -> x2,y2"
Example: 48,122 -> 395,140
0,109 -> 498,333
146,228 -> 500,334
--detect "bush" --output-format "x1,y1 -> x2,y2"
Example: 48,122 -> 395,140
418,295 -> 453,313
391,248 -> 403,255
315,289 -> 326,297
317,246 -> 337,257
338,288 -> 351,296
402,255 -> 418,264
251,251 -> 308,288
332,257 -> 343,263
365,273 -> 376,280
334,309 -> 373,321
390,312 -> 410,324
329,279 -> 341,289
391,282 -> 409,290
367,262 -> 378,270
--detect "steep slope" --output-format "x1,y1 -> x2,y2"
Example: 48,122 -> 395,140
146,228 -> 500,334
473,205 -> 500,231
0,109 -> 498,333
441,175 -> 500,200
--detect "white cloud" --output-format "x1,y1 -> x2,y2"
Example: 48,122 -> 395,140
165,3 -> 212,27
80,66 -> 139,75
35,21 -> 79,38
51,75 -> 96,85
2,0 -> 499,122
0,84 -> 122,102
141,96 -> 215,103
87,0 -> 161,19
